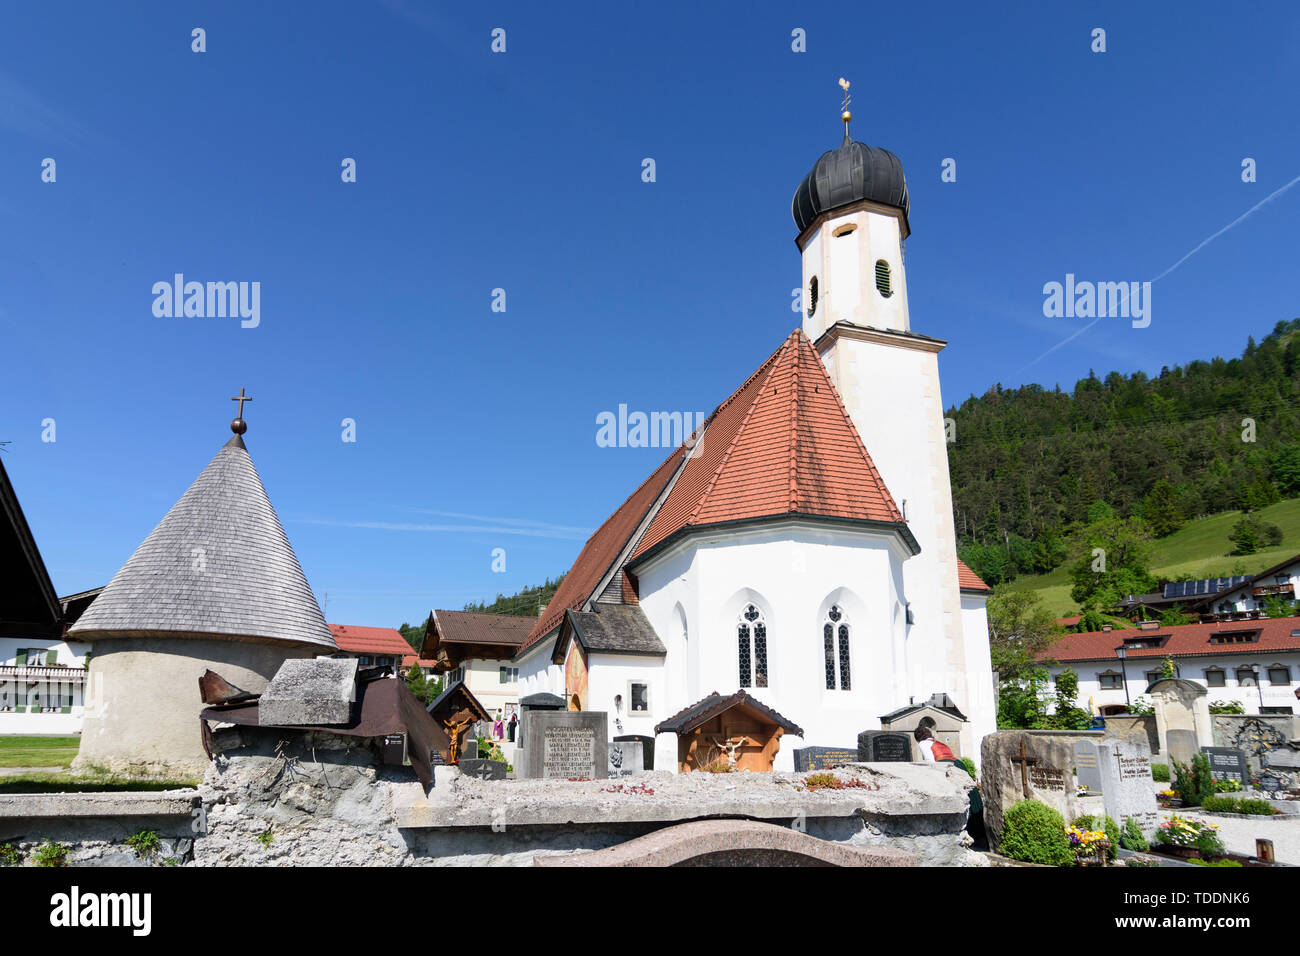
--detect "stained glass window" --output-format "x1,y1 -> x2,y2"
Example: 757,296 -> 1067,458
823,606 -> 851,690
738,605 -> 767,689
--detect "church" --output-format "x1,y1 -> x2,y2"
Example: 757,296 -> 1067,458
515,109 -> 996,765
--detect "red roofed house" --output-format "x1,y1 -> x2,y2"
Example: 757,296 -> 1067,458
1041,619 -> 1300,717
512,119 -> 997,764
328,624 -> 414,676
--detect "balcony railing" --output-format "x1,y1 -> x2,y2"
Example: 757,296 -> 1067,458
0,665 -> 87,681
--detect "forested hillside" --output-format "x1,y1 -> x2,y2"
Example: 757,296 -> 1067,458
951,319 -> 1300,586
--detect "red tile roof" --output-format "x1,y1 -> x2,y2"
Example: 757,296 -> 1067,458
957,560 -> 992,593
328,624 -> 414,657
1042,617 -> 1300,663
401,655 -> 439,669
632,330 -> 905,560
520,446 -> 687,654
520,329 -> 913,656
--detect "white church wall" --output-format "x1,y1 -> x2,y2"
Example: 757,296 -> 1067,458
586,652 -> 663,741
513,639 -> 562,701
959,592 -> 995,756
636,520 -> 913,767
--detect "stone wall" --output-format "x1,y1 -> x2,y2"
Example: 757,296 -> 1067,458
6,727 -> 984,867
0,791 -> 200,867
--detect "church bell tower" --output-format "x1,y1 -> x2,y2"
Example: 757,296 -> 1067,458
791,81 -> 994,756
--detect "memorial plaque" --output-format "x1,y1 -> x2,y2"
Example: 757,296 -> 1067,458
1202,747 -> 1249,787
793,746 -> 860,772
520,710 -> 607,779
1165,729 -> 1198,770
1098,737 -> 1160,839
857,730 -> 913,762
607,739 -> 644,777
458,758 -> 507,781
1075,739 -> 1103,794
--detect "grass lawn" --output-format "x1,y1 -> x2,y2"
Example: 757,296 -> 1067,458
0,771 -> 199,794
1009,499 -> 1300,617
0,735 -> 80,769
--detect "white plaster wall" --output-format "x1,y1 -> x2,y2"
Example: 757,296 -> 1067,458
636,521 -> 915,770
959,593 -> 996,755
515,639 -> 563,700
586,653 -> 664,740
461,658 -> 518,717
1047,652 -> 1300,716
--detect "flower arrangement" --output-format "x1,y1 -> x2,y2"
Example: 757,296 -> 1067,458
1155,815 -> 1225,858
1066,826 -> 1111,865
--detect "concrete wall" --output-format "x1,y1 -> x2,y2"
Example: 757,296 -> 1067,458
76,636 -> 316,777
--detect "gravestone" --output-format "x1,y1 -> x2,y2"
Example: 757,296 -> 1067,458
258,658 -> 357,726
520,710 -> 608,779
1165,729 -> 1198,770
1097,737 -> 1160,839
1257,771 -> 1284,793
1202,747 -> 1250,788
980,732 -> 1080,852
614,734 -> 653,771
857,731 -> 913,762
1074,739 -> 1103,794
458,758 -> 508,781
607,739 -> 644,777
793,746 -> 860,772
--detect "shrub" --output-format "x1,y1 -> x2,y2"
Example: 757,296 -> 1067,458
125,829 -> 162,859
1172,754 -> 1215,806
957,757 -> 977,779
1209,700 -> 1245,715
1200,795 -> 1278,815
1120,817 -> 1149,852
0,843 -> 23,867
1151,763 -> 1169,782
1189,858 -> 1242,867
33,841 -> 68,868
999,799 -> 1074,866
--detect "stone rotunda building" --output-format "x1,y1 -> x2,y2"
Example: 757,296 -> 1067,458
69,399 -> 336,775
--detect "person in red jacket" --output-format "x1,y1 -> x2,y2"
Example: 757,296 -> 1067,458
914,725 -> 956,763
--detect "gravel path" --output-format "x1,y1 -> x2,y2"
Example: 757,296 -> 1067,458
1163,808 -> 1300,865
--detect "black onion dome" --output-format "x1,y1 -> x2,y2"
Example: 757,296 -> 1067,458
792,136 -> 910,237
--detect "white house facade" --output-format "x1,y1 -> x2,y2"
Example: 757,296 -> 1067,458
0,637 -> 90,735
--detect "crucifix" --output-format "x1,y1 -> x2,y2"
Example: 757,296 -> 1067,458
231,387 -> 253,418
1008,738 -> 1038,798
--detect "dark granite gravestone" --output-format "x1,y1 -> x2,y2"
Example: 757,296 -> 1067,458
793,746 -> 860,772
1202,747 -> 1250,787
520,710 -> 608,779
857,730 -> 913,762
614,734 -> 653,771
607,739 -> 644,777
458,758 -> 507,781
1257,771 -> 1284,793
1074,739 -> 1103,794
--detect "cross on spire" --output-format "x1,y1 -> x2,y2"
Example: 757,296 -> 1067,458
230,387 -> 252,435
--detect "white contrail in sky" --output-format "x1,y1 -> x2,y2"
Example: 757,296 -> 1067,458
1016,171 -> 1300,374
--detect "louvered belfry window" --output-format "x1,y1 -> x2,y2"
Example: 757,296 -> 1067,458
823,605 -> 851,690
875,259 -> 892,298
738,604 -> 768,689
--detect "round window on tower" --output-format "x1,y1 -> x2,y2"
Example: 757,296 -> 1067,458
875,260 -> 893,298
807,276 -> 818,318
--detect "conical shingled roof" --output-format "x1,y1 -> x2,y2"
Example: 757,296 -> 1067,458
69,434 -> 335,650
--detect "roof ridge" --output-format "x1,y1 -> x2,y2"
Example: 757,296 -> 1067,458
683,338 -> 789,529
794,330 -> 904,523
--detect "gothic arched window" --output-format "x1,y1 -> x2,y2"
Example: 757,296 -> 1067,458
738,604 -> 768,689
823,605 -> 851,690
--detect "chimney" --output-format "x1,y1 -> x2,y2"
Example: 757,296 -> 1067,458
1138,620 -> 1159,631
538,603 -> 548,619
1102,625 -> 1112,632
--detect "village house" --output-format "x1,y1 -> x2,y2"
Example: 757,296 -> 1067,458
1042,617 -> 1300,716
419,609 -> 533,723
513,113 -> 996,766
327,624 -> 414,675
1115,553 -> 1300,622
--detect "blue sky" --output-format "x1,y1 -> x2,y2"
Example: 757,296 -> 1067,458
3,2 -> 1298,628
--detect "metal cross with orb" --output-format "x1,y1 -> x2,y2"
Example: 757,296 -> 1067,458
231,387 -> 253,418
